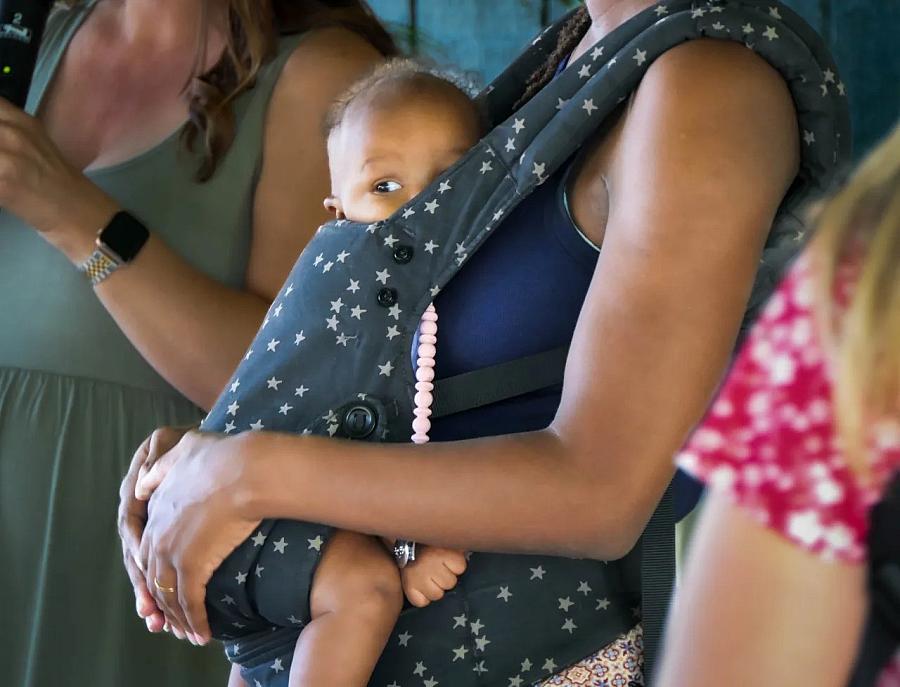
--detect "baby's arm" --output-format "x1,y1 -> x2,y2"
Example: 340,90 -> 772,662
398,546 -> 468,608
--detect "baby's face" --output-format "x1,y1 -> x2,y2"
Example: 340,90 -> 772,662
325,96 -> 480,224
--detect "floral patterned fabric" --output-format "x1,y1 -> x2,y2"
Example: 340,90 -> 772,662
541,625 -> 643,687
676,253 -> 900,685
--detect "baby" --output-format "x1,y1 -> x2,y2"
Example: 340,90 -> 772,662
142,60 -> 485,687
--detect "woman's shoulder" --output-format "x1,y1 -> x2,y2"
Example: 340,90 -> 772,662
677,253 -> 900,563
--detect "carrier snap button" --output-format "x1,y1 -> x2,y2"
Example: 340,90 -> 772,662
342,405 -> 377,439
392,245 -> 414,264
376,287 -> 398,307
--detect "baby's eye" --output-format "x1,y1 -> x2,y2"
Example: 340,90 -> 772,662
374,180 -> 402,194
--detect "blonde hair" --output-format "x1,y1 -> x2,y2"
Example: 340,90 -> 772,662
61,0 -> 397,181
816,121 -> 900,473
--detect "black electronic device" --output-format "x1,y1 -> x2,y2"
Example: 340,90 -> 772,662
0,0 -> 53,108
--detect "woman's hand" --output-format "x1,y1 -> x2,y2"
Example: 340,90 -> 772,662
0,98 -> 118,260
137,429 -> 262,645
117,426 -> 189,635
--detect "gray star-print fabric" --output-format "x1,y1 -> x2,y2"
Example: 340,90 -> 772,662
200,2 -> 850,685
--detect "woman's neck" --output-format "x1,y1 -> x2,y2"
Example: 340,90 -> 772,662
571,0 -> 657,61
105,0 -> 226,49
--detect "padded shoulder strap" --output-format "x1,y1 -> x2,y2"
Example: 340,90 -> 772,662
848,472 -> 900,685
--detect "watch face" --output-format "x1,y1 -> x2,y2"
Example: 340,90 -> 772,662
99,212 -> 149,263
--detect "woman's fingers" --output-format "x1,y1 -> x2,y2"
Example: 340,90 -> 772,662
134,426 -> 190,499
147,556 -> 191,642
177,564 -> 212,645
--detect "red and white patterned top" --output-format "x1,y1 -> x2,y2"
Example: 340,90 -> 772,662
676,252 -> 900,686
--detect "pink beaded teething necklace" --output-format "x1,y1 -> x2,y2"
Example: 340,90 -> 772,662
411,303 -> 437,443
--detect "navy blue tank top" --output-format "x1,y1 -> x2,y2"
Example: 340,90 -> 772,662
430,64 -> 703,519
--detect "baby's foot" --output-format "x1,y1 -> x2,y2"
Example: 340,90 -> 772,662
400,547 -> 467,607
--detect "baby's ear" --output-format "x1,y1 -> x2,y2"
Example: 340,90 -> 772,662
323,196 -> 345,219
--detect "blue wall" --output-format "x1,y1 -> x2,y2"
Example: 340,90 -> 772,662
367,0 -> 900,158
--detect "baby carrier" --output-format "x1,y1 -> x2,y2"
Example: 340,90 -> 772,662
200,2 -> 850,685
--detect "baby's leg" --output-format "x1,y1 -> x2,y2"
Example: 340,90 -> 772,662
288,529 -> 403,687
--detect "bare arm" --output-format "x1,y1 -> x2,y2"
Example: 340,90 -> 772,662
34,29 -> 383,409
657,492 -> 866,686
230,41 -> 801,560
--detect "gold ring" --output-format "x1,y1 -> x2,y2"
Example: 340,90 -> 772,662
154,577 -> 177,594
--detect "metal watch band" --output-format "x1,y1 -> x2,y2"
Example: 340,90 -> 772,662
393,540 -> 417,569
78,247 -> 120,286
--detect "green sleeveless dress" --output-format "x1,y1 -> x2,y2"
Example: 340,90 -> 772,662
0,5 -> 309,685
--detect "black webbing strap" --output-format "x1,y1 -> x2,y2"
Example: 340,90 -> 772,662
430,346 -> 569,419
641,483 -> 676,686
848,473 -> 900,686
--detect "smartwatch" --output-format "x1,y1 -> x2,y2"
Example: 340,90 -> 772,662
78,211 -> 150,286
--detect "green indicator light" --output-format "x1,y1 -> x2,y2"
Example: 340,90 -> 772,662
2,66 -> 10,75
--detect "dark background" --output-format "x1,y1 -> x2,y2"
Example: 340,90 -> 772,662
367,0 -> 900,159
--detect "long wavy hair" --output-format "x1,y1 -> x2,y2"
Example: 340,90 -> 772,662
815,121 -> 900,473
62,0 -> 398,181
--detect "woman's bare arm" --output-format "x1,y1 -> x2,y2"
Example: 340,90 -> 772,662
657,492 -> 867,686
81,29 -> 382,409
231,40 -> 801,559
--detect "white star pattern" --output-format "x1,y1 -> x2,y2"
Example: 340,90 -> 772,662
558,597 -> 574,612
654,4 -> 668,16
804,130 -> 816,145
475,635 -> 491,651
769,6 -> 782,19
254,565 -> 264,578
452,614 -> 467,628
480,160 -> 493,174
509,677 -> 524,687
424,678 -> 439,687
837,81 -> 846,96
235,572 -> 247,584
398,631 -> 412,647
326,316 -> 339,331
350,305 -> 367,320
229,379 -> 240,393
425,199 -> 440,214
402,208 -> 415,219
497,586 -> 513,602
596,597 -> 611,610
335,250 -> 350,263
308,536 -> 324,551
336,333 -> 356,347
288,615 -> 303,625
266,338 -> 280,352
424,240 -> 439,254
294,331 -> 306,345
469,618 -> 484,635
513,117 -> 526,133
284,283 -> 294,296
388,304 -> 402,320
542,658 -> 557,673
413,662 -> 427,677
577,580 -> 593,595
251,531 -> 267,546
562,618 -> 578,634
271,658 -> 284,673
556,97 -> 568,110
375,269 -> 391,285
530,566 -> 546,580
278,403 -> 293,415
266,377 -> 282,390
591,45 -> 605,60
764,26 -> 779,41
582,98 -> 597,115
532,162 -> 547,180
743,22 -> 755,34
346,279 -> 360,294
438,180 -> 452,194
227,401 -> 240,416
295,385 -> 309,397
379,361 -> 395,377
384,234 -> 399,248
633,48 -> 647,66
386,326 -> 400,340
691,7 -> 706,18
322,261 -> 334,273
272,538 -> 288,553
224,421 -> 236,433
221,595 -> 235,605
505,137 -> 516,153
249,420 -> 264,431
521,659 -> 533,671
473,661 -> 487,675
452,645 -> 468,661
313,253 -> 324,267
273,304 -> 283,318
578,63 -> 591,79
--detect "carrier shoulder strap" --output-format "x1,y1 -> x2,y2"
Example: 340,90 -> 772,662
848,472 -> 900,686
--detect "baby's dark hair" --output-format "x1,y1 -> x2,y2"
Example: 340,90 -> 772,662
324,58 -> 487,139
